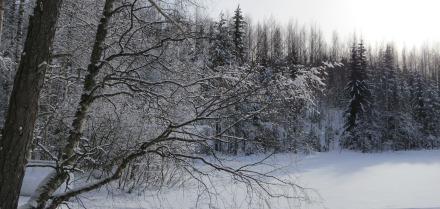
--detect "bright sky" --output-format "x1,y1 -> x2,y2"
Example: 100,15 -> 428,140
207,0 -> 440,47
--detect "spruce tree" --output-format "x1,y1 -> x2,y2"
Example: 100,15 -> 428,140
383,46 -> 400,113
231,5 -> 246,64
381,45 -> 406,149
412,74 -> 439,140
209,14 -> 233,68
343,41 -> 371,150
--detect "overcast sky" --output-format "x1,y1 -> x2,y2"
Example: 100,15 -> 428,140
206,0 -> 440,47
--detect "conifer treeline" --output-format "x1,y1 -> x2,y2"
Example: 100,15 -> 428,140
200,6 -> 440,152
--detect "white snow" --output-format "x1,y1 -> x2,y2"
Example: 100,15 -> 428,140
20,161 -> 56,196
20,160 -> 72,196
19,150 -> 440,209
296,150 -> 440,209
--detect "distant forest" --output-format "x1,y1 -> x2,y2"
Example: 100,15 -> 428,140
189,6 -> 440,152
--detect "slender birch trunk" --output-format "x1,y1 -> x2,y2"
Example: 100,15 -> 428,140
22,1 -> 115,208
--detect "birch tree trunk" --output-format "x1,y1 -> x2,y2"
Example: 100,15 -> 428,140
20,1 -> 115,208
62,0 -> 115,162
0,0 -> 63,208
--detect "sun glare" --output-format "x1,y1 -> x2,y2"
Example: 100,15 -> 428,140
352,0 -> 440,46
210,0 -> 440,47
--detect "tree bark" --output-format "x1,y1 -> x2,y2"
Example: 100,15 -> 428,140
20,1 -> 115,208
14,0 -> 26,61
0,0 -> 63,208
0,0 -> 4,46
62,0 -> 114,162
1,0 -> 17,57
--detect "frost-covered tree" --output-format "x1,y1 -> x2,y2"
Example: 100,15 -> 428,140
308,26 -> 325,65
192,24 -> 206,61
231,5 -> 246,64
10,1 -> 318,208
255,23 -> 269,67
411,72 -> 440,147
209,13 -> 233,68
270,26 -> 283,71
380,45 -> 408,149
286,22 -> 299,67
342,41 -> 372,151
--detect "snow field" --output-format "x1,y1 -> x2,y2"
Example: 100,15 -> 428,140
19,150 -> 440,209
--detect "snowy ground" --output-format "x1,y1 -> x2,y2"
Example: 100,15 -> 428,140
19,150 -> 440,209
